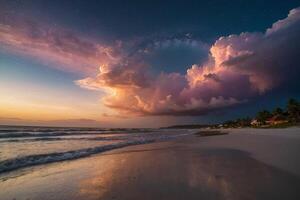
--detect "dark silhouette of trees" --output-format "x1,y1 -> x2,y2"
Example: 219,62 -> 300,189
220,98 -> 300,128
223,117 -> 252,128
272,107 -> 284,116
256,110 -> 272,124
287,98 -> 300,122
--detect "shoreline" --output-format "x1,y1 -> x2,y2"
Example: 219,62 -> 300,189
1,128 -> 300,200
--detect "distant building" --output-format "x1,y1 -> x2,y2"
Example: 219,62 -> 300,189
251,119 -> 261,126
266,115 -> 288,125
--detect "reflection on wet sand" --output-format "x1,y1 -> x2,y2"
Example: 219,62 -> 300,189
76,138 -> 300,200
78,157 -> 124,200
1,135 -> 300,200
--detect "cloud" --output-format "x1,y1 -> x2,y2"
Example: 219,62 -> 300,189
0,17 -> 121,74
2,8 -> 299,117
128,35 -> 210,74
78,7 -> 300,116
266,7 -> 300,35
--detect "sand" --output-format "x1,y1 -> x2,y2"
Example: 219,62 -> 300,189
1,128 -> 300,200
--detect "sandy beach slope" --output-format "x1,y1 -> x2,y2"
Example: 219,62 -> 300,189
1,128 -> 300,200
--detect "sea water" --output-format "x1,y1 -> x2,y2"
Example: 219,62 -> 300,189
0,126 -> 193,174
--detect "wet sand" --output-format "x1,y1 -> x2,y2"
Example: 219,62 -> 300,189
1,128 -> 300,200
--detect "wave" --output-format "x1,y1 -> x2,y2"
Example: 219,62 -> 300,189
0,126 -> 155,134
0,132 -> 176,143
0,136 -> 124,143
0,127 -> 106,133
0,132 -> 103,138
0,132 -> 191,174
0,129 -> 157,139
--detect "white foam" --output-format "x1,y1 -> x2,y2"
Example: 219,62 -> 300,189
0,131 -> 192,174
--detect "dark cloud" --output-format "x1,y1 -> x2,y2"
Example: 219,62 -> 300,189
2,4 -> 299,117
78,7 -> 300,116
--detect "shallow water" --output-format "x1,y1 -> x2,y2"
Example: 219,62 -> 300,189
0,126 -> 193,174
1,132 -> 300,200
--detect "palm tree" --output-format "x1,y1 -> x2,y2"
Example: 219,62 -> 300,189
272,107 -> 284,116
256,110 -> 272,124
287,98 -> 300,122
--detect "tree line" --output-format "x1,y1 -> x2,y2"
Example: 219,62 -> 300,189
222,98 -> 300,128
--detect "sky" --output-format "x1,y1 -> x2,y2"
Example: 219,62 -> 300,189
0,0 -> 300,128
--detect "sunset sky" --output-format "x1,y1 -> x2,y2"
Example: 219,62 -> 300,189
0,0 -> 300,127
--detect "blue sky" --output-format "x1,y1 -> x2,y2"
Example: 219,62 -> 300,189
0,0 -> 299,127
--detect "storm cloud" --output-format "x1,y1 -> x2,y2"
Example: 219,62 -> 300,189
78,7 -> 300,116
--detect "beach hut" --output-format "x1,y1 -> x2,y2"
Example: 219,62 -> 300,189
266,115 -> 288,125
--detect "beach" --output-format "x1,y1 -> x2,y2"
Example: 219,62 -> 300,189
1,128 -> 300,200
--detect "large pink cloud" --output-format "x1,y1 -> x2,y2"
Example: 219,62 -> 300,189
2,8 -> 300,116
78,7 -> 300,116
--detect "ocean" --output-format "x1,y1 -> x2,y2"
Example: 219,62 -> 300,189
0,126 -> 193,174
